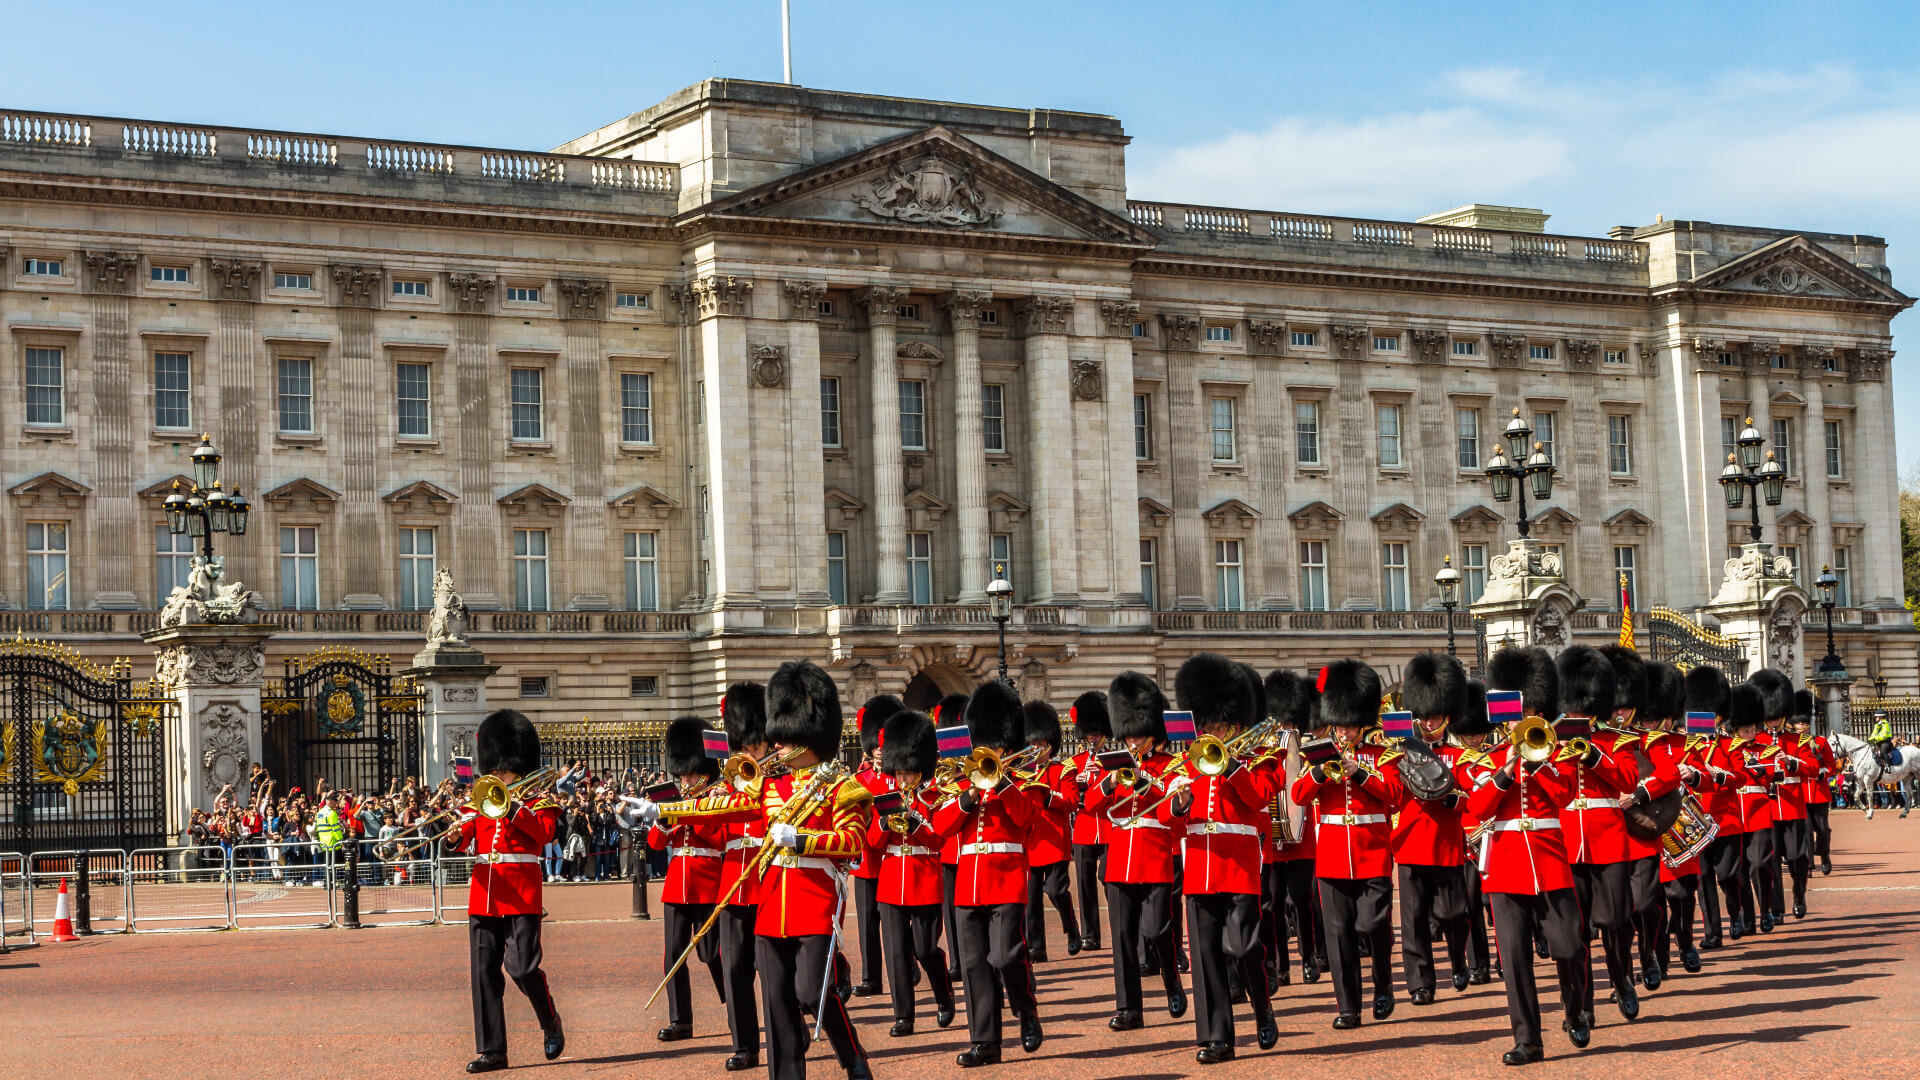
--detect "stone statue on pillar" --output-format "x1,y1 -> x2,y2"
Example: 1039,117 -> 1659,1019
404,569 -> 498,784
145,610 -> 277,836
1705,542 -> 1810,682
1468,537 -> 1584,657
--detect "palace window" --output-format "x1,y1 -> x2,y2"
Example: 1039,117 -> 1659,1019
1826,420 -> 1845,478
276,357 -> 313,434
1460,543 -> 1487,602
1614,546 -> 1638,610
1131,321 -> 1147,338
510,368 -> 544,441
1772,418 -> 1796,476
513,528 -> 550,611
1139,537 -> 1158,610
990,533 -> 1013,596
392,278 -> 429,297
615,291 -> 650,310
899,380 -> 927,450
907,532 -> 933,604
1373,334 -> 1400,352
896,304 -> 920,321
279,526 -> 318,610
620,372 -> 653,444
1295,400 -> 1322,465
820,378 -> 842,448
1206,324 -> 1234,342
624,531 -> 659,612
1721,416 -> 1739,463
1456,407 -> 1480,469
1133,393 -> 1152,460
150,264 -> 190,284
1210,397 -> 1238,462
1832,546 -> 1851,606
1290,329 -> 1318,348
1604,349 -> 1628,365
1452,340 -> 1478,356
1298,541 -> 1327,612
155,525 -> 194,606
273,271 -> 313,290
1215,539 -> 1244,611
827,531 -> 848,605
154,352 -> 192,430
398,527 -> 435,611
26,521 -> 69,611
1531,411 -> 1557,462
505,286 -> 540,304
1376,404 -> 1403,467
25,347 -> 64,426
1607,415 -> 1633,475
1528,343 -> 1555,361
396,361 -> 431,438
23,257 -> 61,277
1381,542 -> 1409,611
982,383 -> 1006,452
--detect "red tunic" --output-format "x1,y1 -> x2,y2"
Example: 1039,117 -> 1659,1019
648,817 -> 726,905
1559,733 -> 1644,865
720,817 -> 767,907
455,798 -> 560,917
1467,747 -> 1576,895
1025,761 -> 1074,867
1620,731 -> 1685,861
1451,745 -> 1497,852
1290,745 -> 1403,880
932,781 -> 1036,906
851,766 -> 892,880
1703,738 -> 1756,835
1085,750 -> 1180,884
867,784 -> 944,907
1163,756 -> 1280,895
1731,741 -> 1777,832
1756,732 -> 1816,822
1390,744 -> 1466,868
1806,736 -> 1838,805
1067,750 -> 1108,847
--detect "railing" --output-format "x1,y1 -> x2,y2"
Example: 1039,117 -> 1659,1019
1183,208 -> 1249,234
247,133 -> 336,166
122,123 -> 216,157
1353,221 -> 1414,246
1512,235 -> 1569,257
1433,227 -> 1493,253
366,142 -> 454,174
481,151 -> 565,183
589,159 -> 675,192
1,112 -> 90,147
1272,214 -> 1334,241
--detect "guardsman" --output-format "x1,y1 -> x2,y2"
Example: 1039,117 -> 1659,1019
1391,652 -> 1472,1005
850,694 -> 904,997
452,709 -> 565,1074
1596,645 -> 1682,992
870,709 -> 957,1036
1555,646 -> 1643,1023
1290,659 -> 1404,1030
1751,670 -> 1818,920
932,680 -> 1044,1067
1166,654 -> 1282,1064
1260,670 -> 1323,989
1021,700 -> 1080,961
649,717 -> 728,1043
1643,662 -> 1704,974
1475,648 -> 1591,1065
717,683 -> 769,1072
1086,671 -> 1187,1031
1799,691 -> 1837,875
1449,678 -> 1498,985
1726,681 -> 1776,933
1067,691 -> 1111,954
1689,667 -> 1744,948
934,692 -> 972,985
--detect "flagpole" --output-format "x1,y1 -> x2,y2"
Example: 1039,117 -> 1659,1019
782,0 -> 793,84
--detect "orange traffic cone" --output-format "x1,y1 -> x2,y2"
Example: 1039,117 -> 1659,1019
49,878 -> 78,942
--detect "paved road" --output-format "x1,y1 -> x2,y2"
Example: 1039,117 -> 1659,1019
6,812 -> 1916,1079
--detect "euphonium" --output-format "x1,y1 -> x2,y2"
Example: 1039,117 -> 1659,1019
1511,715 -> 1557,764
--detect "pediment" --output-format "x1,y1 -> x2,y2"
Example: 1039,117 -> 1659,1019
1287,500 -> 1345,531
1604,507 -> 1655,529
1691,235 -> 1908,304
383,479 -> 459,505
1530,507 -> 1581,534
139,474 -> 196,500
902,486 -> 951,529
1369,502 -> 1426,525
1450,504 -> 1505,527
497,483 -> 570,518
10,471 -> 91,503
261,477 -> 340,504
608,483 -> 680,520
1204,498 -> 1261,528
1138,496 -> 1173,527
696,126 -> 1151,246
1775,508 -> 1816,528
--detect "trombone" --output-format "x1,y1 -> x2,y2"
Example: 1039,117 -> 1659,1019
720,745 -> 809,794
390,764 -> 562,860
1509,715 -> 1558,765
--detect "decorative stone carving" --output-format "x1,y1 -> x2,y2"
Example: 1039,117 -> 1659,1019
857,284 -> 909,324
1768,603 -> 1803,671
1531,600 -> 1569,651
847,661 -> 880,706
1247,320 -> 1288,352
1850,348 -> 1890,383
1689,337 -> 1728,367
941,289 -> 992,330
1801,345 -> 1837,374
426,566 -> 471,648
1637,341 -> 1662,374
750,344 -> 788,387
1751,265 -> 1828,295
82,251 -> 138,293
1723,545 -> 1795,585
1490,544 -> 1564,583
208,258 -> 262,301
200,703 -> 250,791
1018,659 -> 1049,702
691,275 -> 754,319
1014,296 -> 1074,336
896,341 -> 943,361
782,279 -> 826,321
1329,325 -> 1368,358
1097,299 -> 1140,338
1071,359 -> 1104,401
159,558 -> 265,628
444,686 -> 479,704
1159,313 -> 1200,349
1410,329 -> 1448,364
1741,340 -> 1779,369
852,154 -> 1003,228
331,264 -> 383,306
155,639 -> 267,689
668,283 -> 698,324
557,278 -> 606,320
1564,339 -> 1601,367
1488,333 -> 1525,367
447,272 -> 496,314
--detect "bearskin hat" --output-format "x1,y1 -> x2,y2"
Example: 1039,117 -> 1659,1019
1176,652 -> 1257,732
1317,660 -> 1382,729
1684,666 -> 1730,719
722,682 -> 767,752
1109,671 -> 1170,742
1557,645 -> 1616,719
765,660 -> 843,762
965,679 -> 1027,751
476,708 -> 540,777
858,693 -> 904,755
1070,691 -> 1112,740
1453,679 -> 1493,737
933,693 -> 971,729
663,717 -> 720,781
1023,700 -> 1062,753
1793,688 -> 1815,721
880,709 -> 937,776
1401,652 -> 1467,722
1264,669 -> 1316,731
1488,646 -> 1558,721
1643,662 -> 1685,726
1598,644 -> 1648,717
1238,662 -> 1267,730
1748,668 -> 1794,722
1727,682 -> 1766,732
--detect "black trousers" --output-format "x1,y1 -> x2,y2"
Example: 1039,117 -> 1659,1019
941,864 -> 960,971
1072,843 -> 1106,944
1187,892 -> 1270,1046
1169,864 -> 1187,960
956,902 -> 1037,1047
662,901 -> 725,1027
719,904 -> 761,1054
1705,832 -> 1746,933
469,913 -> 559,1058
1260,860 -> 1321,981
1317,876 -> 1393,1016
1662,873 -> 1698,967
1105,880 -> 1180,1013
1771,818 -> 1811,909
1570,861 -> 1630,1011
1488,890 -> 1585,1050
1461,861 -> 1494,975
1744,826 -> 1777,921
853,876 -> 883,989
1808,804 -> 1832,860
756,933 -> 865,1080
1026,860 -> 1078,956
880,902 -> 953,1022
1627,856 -> 1664,972
1396,863 -> 1466,994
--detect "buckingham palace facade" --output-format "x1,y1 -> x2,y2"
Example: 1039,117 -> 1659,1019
0,78 -> 1911,720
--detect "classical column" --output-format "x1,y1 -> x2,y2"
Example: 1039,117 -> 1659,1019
146,621 -> 277,835
693,274 -> 758,607
1016,296 -> 1079,604
783,279 -> 831,604
333,260 -> 383,609
1851,349 -> 1897,605
560,279 -> 611,609
1160,312 -> 1204,609
1742,339 -> 1776,511
943,290 -> 992,603
859,284 -> 910,604
1799,354 -> 1831,582
1099,301 -> 1145,606
84,250 -> 138,608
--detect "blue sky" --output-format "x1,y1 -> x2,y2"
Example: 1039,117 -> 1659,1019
15,0 -> 1919,465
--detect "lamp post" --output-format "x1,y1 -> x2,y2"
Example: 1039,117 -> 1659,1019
163,434 -> 251,564
1815,564 -> 1843,677
985,569 -> 1014,686
1482,408 -> 1556,538
1875,672 -> 1889,700
1435,555 -> 1461,657
1716,417 -> 1787,542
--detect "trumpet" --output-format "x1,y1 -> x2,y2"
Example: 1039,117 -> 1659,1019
722,746 -> 808,793
1510,715 -> 1557,765
1556,735 -> 1594,763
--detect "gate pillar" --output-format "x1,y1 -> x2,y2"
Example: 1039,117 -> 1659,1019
1468,538 -> 1585,658
402,569 -> 495,786
145,622 -> 278,838
1703,543 -> 1811,683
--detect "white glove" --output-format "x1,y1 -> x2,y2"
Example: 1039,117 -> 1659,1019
770,822 -> 802,850
629,798 -> 661,825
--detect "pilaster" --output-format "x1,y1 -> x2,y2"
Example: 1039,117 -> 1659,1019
1100,300 -> 1145,606
784,280 -> 832,605
694,275 -> 759,607
1159,312 -> 1205,609
1015,295 -> 1079,604
860,284 -> 910,603
1850,349 -> 1898,606
944,289 -> 992,603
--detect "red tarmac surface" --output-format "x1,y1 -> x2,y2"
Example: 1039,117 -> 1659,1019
6,812 -> 1917,1080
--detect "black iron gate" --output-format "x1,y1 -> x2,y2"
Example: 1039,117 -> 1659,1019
261,647 -> 423,795
0,636 -> 173,855
1644,606 -> 1749,682
534,719 -> 666,786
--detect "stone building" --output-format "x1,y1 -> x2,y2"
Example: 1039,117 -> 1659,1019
0,79 -> 1910,732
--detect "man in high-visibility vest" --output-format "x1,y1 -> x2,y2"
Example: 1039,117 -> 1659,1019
312,794 -> 347,875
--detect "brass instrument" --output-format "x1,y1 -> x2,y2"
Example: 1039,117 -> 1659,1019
723,745 -> 808,793
1510,715 -> 1557,765
391,764 -> 561,859
1556,735 -> 1593,763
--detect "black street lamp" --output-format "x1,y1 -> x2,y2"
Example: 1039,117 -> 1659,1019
1435,555 -> 1461,657
1874,672 -> 1889,699
986,568 -> 1014,686
1483,407 -> 1556,538
164,434 -> 251,562
1717,417 -> 1787,542
1815,564 -> 1843,677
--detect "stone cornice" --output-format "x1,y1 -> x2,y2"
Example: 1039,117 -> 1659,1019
675,212 -> 1149,264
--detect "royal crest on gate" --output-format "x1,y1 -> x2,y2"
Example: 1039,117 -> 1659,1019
852,154 -> 1003,228
315,671 -> 366,737
20,709 -> 109,796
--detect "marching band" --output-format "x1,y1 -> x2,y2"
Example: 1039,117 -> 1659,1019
455,646 -> 1849,1074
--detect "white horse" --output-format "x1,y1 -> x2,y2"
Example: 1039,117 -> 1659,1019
1829,732 -> 1920,819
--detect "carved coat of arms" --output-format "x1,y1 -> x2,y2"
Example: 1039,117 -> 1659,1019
8,709 -> 109,796
315,672 -> 366,737
853,155 -> 1003,228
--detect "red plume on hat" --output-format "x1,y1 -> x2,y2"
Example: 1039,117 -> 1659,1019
1316,666 -> 1330,693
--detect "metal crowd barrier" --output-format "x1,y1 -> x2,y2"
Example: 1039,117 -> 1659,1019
347,843 -> 437,927
436,854 -> 477,926
28,850 -> 129,935
229,843 -> 337,930
0,852 -> 26,945
127,846 -> 233,932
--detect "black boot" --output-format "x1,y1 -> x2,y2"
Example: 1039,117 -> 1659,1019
1616,983 -> 1640,1021
466,1056 -> 508,1074
725,1052 -> 760,1072
1196,1042 -> 1235,1065
1255,1003 -> 1280,1050
956,1044 -> 1002,1068
889,1019 -> 914,1038
1020,1011 -> 1044,1054
847,1055 -> 874,1080
1563,1012 -> 1592,1049
657,1023 -> 693,1042
1109,1009 -> 1143,1031
1332,1012 -> 1361,1030
1681,947 -> 1702,973
544,1016 -> 565,1061
1411,987 -> 1435,1006
1373,992 -> 1395,1020
1502,1045 -> 1544,1066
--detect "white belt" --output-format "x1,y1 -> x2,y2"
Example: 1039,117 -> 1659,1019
477,853 -> 540,865
1186,822 -> 1260,837
669,846 -> 722,859
1321,814 -> 1388,826
1491,818 -> 1561,833
1567,799 -> 1621,812
961,843 -> 1025,856
1113,818 -> 1170,831
725,836 -> 764,852
768,853 -> 838,872
1738,786 -> 1768,795
887,844 -> 935,858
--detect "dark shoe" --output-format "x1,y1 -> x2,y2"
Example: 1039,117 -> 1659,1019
1700,932 -> 1722,950
1411,987 -> 1435,1006
1821,858 -> 1832,876
1257,1013 -> 1280,1050
1534,939 -> 1550,960
1502,1045 -> 1545,1066
1177,951 -> 1190,974
725,1052 -> 760,1072
847,1056 -> 873,1080
1083,937 -> 1102,951
1020,1012 -> 1043,1054
1332,1012 -> 1362,1030
1793,901 -> 1806,920
1068,937 -> 1084,956
1452,971 -> 1471,992
1029,951 -> 1048,965
1681,948 -> 1702,973
1303,959 -> 1322,984
1471,968 -> 1492,986
1196,1042 -> 1235,1065
853,981 -> 881,998
1563,1014 -> 1592,1049
1759,912 -> 1774,934
1642,963 -> 1661,991
890,1019 -> 914,1038
544,1018 -> 565,1061
1727,922 -> 1743,942
956,1043 -> 1001,1068
1373,993 -> 1395,1020
1109,1010 -> 1144,1031
937,1005 -> 956,1028
657,1022 -> 693,1043
466,1056 -> 508,1075
1167,989 -> 1188,1019
948,968 -> 964,984
1617,984 -> 1640,1021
